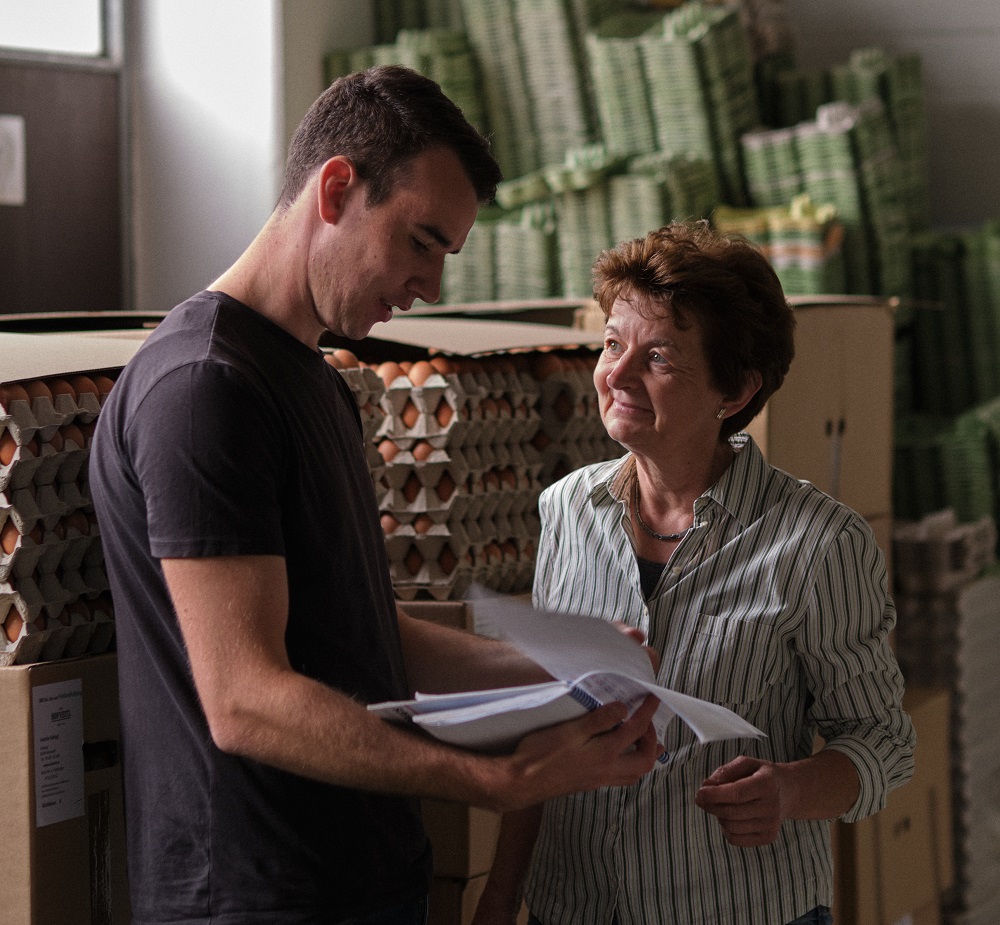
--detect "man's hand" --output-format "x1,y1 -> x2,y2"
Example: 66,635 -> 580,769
496,694 -> 663,812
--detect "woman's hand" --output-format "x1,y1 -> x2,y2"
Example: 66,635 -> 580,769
695,749 -> 861,847
611,621 -> 661,674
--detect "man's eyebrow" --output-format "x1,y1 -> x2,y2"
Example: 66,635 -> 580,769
417,223 -> 458,252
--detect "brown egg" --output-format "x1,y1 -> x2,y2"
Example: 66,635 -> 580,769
92,375 -> 116,398
24,380 -> 53,403
480,397 -> 498,420
333,348 -> 360,368
398,361 -> 413,373
529,353 -> 564,381
411,440 -> 435,462
408,360 -> 436,386
501,540 -> 519,562
1,519 -> 20,555
434,399 -> 454,427
0,429 -> 18,466
55,607 -> 72,627
3,607 -> 24,644
45,429 -> 65,453
531,430 -> 552,452
435,471 -> 456,502
400,399 -> 420,429
499,467 -> 517,490
67,599 -> 90,622
377,361 -> 406,388
70,375 -> 100,399
402,472 -> 422,503
429,356 -> 458,375
323,353 -> 342,370
47,521 -> 66,542
438,544 -> 458,574
483,470 -> 501,492
61,422 -> 86,449
0,383 -> 30,409
80,420 -> 97,446
496,398 -> 513,419
377,439 -> 400,464
404,545 -> 424,576
413,513 -> 435,534
64,510 -> 91,536
483,541 -> 503,567
552,390 -> 574,421
46,378 -> 76,401
380,512 -> 401,535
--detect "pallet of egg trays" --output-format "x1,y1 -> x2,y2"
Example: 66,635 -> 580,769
0,375 -> 117,665
323,348 -> 388,507
371,355 -> 543,601
528,350 -> 622,489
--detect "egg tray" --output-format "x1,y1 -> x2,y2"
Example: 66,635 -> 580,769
376,370 -> 542,449
334,365 -> 387,443
0,524 -> 102,585
0,380 -> 103,445
0,578 -> 114,667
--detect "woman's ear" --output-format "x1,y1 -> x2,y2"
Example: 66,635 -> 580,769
316,156 -> 356,225
728,369 -> 763,416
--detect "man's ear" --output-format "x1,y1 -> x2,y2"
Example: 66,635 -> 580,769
316,156 -> 356,225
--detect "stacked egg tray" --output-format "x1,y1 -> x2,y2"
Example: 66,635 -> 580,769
326,348 -> 621,602
0,374 -> 118,666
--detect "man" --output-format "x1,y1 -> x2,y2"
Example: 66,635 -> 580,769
90,66 -> 660,925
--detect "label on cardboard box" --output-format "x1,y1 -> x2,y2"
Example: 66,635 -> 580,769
32,678 -> 85,826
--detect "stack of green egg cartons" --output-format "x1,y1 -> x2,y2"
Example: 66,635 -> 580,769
514,0 -> 596,169
494,202 -> 560,301
394,29 -> 486,134
439,207 -> 502,305
546,144 -> 621,297
741,125 -> 803,207
585,10 -> 665,158
608,152 -> 718,246
459,0 -> 537,179
640,3 -> 758,207
794,103 -> 873,294
832,47 -> 929,234
909,231 -> 975,417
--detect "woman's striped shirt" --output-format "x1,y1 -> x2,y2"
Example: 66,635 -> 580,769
525,435 -> 915,925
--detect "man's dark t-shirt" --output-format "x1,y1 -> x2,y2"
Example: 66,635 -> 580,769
89,292 -> 430,924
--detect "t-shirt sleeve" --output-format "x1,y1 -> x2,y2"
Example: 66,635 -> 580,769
127,360 -> 287,559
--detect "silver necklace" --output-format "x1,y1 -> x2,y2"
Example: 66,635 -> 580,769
633,481 -> 689,542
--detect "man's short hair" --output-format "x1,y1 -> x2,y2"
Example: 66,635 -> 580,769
278,65 -> 502,210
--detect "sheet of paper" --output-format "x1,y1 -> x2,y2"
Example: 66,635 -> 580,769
470,589 -> 764,744
469,588 -> 655,684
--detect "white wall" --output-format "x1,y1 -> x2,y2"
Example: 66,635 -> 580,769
786,0 -> 1000,229
128,0 -> 371,313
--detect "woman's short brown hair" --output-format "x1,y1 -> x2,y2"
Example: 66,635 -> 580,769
592,221 -> 796,439
278,65 -> 502,211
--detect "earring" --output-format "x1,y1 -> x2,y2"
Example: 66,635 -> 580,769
716,407 -> 726,420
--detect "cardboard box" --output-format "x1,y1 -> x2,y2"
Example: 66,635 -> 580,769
422,799 -> 502,878
0,653 -> 128,924
833,685 -> 951,925
745,296 -> 895,522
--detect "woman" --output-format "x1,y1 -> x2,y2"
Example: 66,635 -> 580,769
473,222 -> 914,925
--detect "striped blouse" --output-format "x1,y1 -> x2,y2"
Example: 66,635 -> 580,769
525,435 -> 915,925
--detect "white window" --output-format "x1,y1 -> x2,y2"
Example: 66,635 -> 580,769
0,0 -> 104,57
